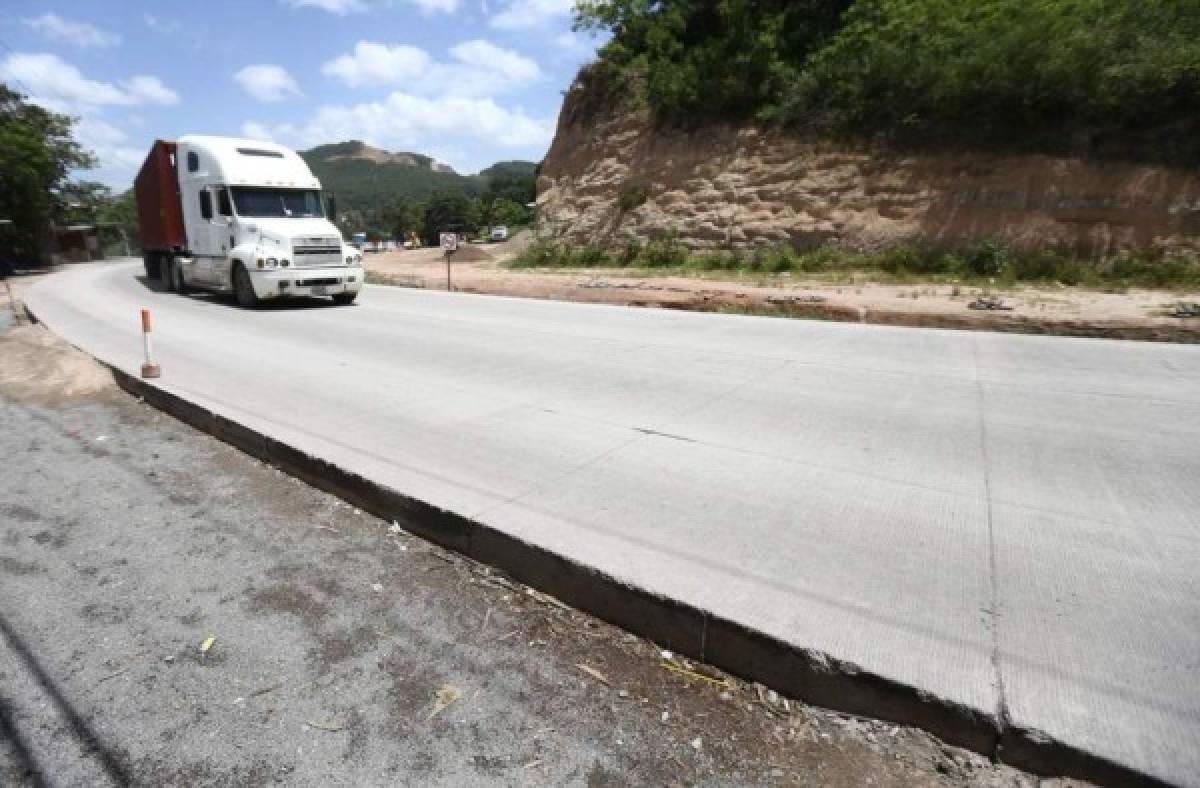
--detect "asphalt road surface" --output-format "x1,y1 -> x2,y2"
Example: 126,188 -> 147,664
24,260 -> 1200,785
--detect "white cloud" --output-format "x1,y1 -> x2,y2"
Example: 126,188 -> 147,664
322,39 -> 541,96
234,64 -> 303,102
490,0 -> 575,30
75,117 -> 145,182
283,0 -> 367,14
143,14 -> 182,34
449,40 -> 539,82
243,92 -> 554,168
123,76 -> 181,106
0,54 -> 178,188
322,42 -> 431,88
23,13 -> 120,48
0,53 -> 179,110
409,0 -> 460,12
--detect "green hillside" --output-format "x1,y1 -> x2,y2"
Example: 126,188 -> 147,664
477,160 -> 538,181
299,141 -> 537,241
575,0 -> 1200,165
300,140 -> 536,212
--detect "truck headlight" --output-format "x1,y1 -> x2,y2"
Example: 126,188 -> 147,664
345,255 -> 353,264
266,257 -> 278,268
354,253 -> 362,264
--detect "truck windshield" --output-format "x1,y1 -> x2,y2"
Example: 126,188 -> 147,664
231,187 -> 324,218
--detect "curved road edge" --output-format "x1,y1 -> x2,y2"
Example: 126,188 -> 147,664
17,290 -> 1170,788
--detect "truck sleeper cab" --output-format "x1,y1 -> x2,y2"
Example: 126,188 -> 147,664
134,135 -> 363,307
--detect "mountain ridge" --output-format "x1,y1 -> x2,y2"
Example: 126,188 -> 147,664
299,140 -> 536,212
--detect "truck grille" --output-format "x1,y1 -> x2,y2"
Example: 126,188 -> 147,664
292,242 -> 343,267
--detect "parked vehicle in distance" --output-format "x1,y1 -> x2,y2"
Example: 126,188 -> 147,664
490,226 -> 508,242
134,135 -> 364,307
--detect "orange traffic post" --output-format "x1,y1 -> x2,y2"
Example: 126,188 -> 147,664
140,308 -> 161,379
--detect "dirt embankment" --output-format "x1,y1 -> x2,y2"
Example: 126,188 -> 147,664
537,80 -> 1200,259
365,244 -> 1200,343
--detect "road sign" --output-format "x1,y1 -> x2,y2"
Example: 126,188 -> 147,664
439,233 -> 458,253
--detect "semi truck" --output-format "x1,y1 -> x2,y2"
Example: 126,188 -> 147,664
133,135 -> 363,307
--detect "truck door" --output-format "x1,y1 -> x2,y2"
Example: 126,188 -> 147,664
208,187 -> 234,287
191,186 -> 226,284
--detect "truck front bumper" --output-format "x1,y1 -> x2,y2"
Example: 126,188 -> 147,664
249,266 -> 364,300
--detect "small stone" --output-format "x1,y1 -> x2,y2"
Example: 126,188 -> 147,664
371,583 -> 383,593
691,737 -> 703,751
661,711 -> 669,723
618,690 -> 629,699
163,655 -> 175,664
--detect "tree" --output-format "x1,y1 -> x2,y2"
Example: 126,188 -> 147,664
421,192 -> 479,245
60,180 -> 112,225
489,198 -> 529,228
97,189 -> 140,254
0,83 -> 95,264
382,197 -> 425,241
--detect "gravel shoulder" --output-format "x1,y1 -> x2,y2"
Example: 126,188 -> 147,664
0,317 -> 1083,786
365,241 -> 1200,342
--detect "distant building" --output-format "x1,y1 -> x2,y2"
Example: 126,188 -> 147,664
49,225 -> 105,264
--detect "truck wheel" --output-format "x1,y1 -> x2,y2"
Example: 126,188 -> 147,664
143,252 -> 161,281
163,257 -> 178,293
232,264 -> 258,308
171,258 -> 189,295
332,292 -> 357,306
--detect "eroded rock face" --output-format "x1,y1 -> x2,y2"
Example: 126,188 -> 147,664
538,81 -> 1200,256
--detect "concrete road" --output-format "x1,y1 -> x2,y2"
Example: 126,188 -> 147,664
6,323 -> 1031,786
24,261 -> 1200,785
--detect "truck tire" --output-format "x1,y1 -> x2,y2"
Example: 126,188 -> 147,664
332,292 -> 357,306
232,263 -> 258,308
162,256 -> 178,293
143,252 -> 161,281
171,257 -> 189,295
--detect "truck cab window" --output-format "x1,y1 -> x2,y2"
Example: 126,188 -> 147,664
199,190 -> 213,220
231,187 -> 325,218
217,187 -> 232,217
187,151 -> 199,172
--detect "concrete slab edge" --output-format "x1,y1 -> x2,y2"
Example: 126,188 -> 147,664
22,300 -> 1165,787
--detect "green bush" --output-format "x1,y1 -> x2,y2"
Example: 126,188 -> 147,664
639,235 -> 689,267
963,239 -> 1010,277
617,180 -> 650,212
512,239 -> 567,268
510,235 -> 1199,289
575,0 -> 1200,164
572,242 -> 612,267
618,236 -> 643,266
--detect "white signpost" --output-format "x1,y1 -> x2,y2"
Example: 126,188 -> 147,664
439,232 -> 458,290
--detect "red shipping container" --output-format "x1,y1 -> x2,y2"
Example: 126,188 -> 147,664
134,140 -> 186,253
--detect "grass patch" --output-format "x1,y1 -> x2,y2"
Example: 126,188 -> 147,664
509,238 -> 1200,291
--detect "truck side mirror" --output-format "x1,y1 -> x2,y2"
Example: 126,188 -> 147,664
327,195 -> 337,220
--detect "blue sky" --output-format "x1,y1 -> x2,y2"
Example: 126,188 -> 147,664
0,0 -> 602,190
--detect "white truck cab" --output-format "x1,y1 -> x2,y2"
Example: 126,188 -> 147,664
153,135 -> 363,306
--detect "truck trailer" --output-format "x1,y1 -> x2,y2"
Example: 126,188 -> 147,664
133,135 -> 363,306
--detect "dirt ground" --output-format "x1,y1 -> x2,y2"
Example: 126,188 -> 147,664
365,236 -> 1200,342
0,306 -> 1087,785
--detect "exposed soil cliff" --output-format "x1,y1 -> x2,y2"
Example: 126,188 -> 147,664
538,81 -> 1200,258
